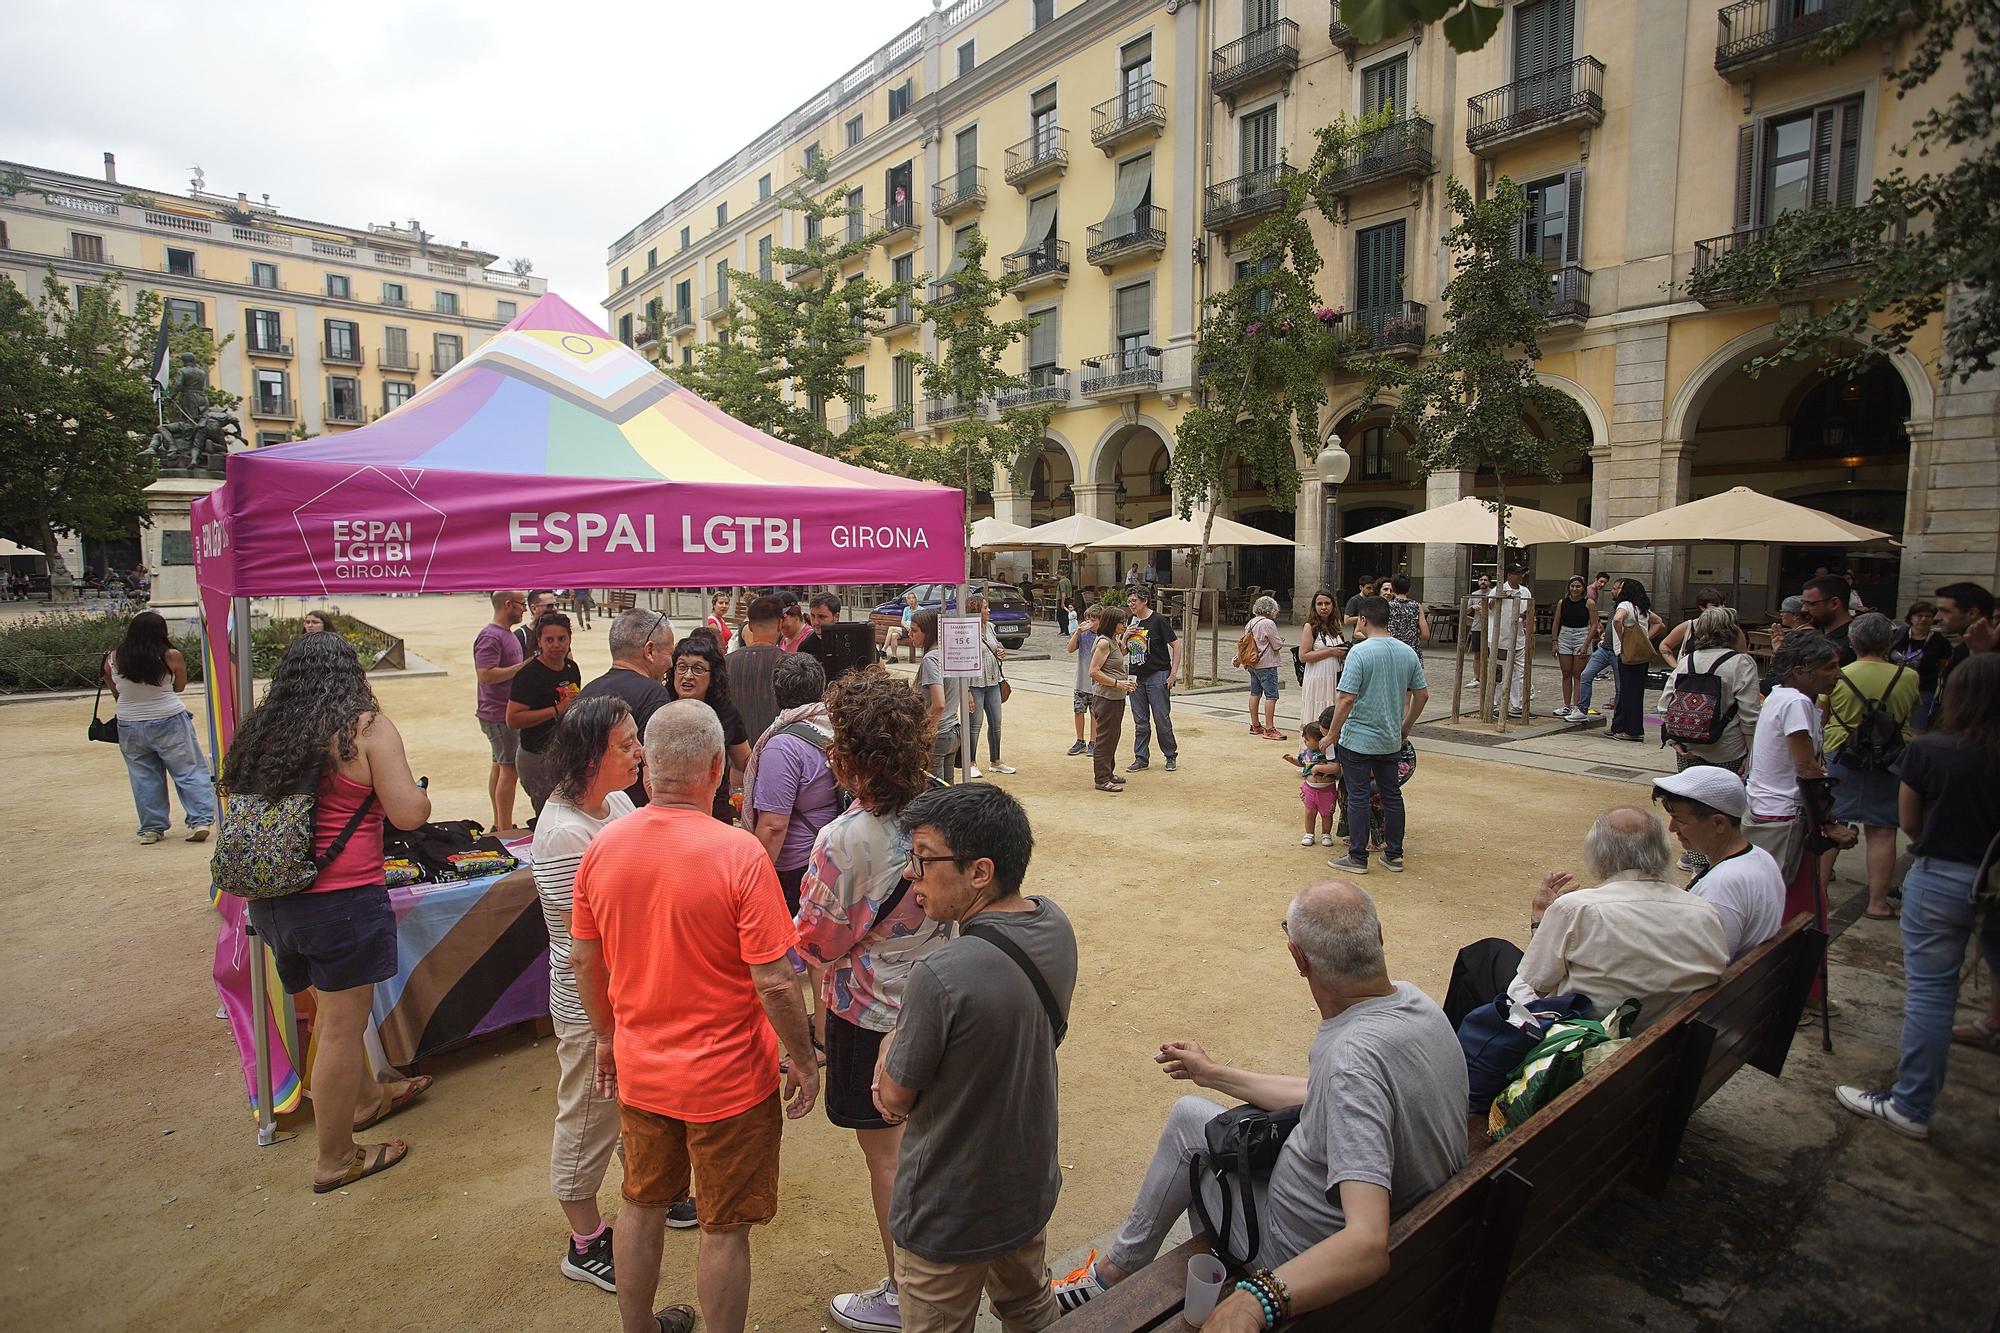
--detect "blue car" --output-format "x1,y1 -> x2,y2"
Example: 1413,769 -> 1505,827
870,580 -> 1032,650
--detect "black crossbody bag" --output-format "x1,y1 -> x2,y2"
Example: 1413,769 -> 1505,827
960,921 -> 1067,1046
1188,1102 -> 1304,1270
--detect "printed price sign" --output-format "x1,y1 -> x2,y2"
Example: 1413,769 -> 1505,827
940,615 -> 983,676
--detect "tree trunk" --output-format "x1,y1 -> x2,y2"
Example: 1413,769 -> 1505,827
1184,481 -> 1221,687
38,518 -> 74,600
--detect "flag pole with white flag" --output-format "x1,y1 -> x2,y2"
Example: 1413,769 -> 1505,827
148,308 -> 172,434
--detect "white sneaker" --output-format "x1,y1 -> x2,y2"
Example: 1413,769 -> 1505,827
969,766 -> 982,779
991,764 -> 1016,774
1300,833 -> 1317,847
1320,833 -> 1335,846
1834,1085 -> 1929,1140
830,1278 -> 901,1331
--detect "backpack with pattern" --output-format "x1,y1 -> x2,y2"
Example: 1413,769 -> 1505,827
1660,649 -> 1740,747
213,787 -> 376,900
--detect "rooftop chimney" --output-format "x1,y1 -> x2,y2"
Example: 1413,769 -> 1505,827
103,152 -> 117,184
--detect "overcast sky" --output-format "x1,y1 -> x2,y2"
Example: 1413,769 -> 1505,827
3,0 -> 912,316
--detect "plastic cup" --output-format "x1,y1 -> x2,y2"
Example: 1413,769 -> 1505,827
1183,1252 -> 1227,1325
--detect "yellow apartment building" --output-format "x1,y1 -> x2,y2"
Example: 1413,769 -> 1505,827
610,0 -> 1996,614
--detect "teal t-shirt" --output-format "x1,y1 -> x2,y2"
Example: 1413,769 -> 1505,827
1334,635 -> 1427,755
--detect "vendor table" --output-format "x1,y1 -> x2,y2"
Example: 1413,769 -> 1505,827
371,865 -> 550,1068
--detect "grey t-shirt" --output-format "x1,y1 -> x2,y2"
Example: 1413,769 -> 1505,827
1257,982 -> 1469,1266
887,897 -> 1078,1263
915,649 -> 960,747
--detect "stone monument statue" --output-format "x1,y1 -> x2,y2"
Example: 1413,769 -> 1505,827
150,354 -> 244,478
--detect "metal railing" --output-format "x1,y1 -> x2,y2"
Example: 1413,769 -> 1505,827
1328,19 -> 1356,51
1204,163 -> 1298,231
246,337 -> 293,359
249,395 -> 296,420
661,306 -> 694,334
1338,302 -> 1427,351
1467,56 -> 1605,148
1716,0 -> 1858,73
934,166 -> 988,216
1003,240 -> 1070,284
881,299 -> 918,331
924,396 -> 979,424
431,353 -> 462,374
63,244 -> 112,263
324,399 -> 365,425
1004,128 -> 1069,186
930,274 -> 971,305
1086,204 -> 1169,267
1091,81 -> 1169,149
872,201 -> 920,235
320,340 -> 364,365
380,295 -> 410,308
1690,218 -> 1870,297
634,319 -> 662,345
1532,264 -> 1592,323
701,290 -> 732,318
1080,348 -> 1161,396
378,347 -> 418,371
998,366 -> 1070,409
1212,19 -> 1300,96
1320,115 -> 1436,192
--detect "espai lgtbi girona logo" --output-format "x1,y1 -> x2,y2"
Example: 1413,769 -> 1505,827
290,467 -> 447,595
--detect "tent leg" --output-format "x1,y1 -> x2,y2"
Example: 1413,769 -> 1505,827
955,583 -> 971,783
198,612 -> 222,782
233,595 -> 277,1148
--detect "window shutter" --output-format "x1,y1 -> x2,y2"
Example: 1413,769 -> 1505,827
1513,0 -> 1545,82
1834,97 -> 1863,208
1732,123 -> 1757,231
1565,168 -> 1585,264
1386,222 -> 1405,305
1548,0 -> 1575,71
1028,309 -> 1057,366
1116,282 -> 1149,337
956,128 -> 978,175
1809,104 -> 1837,207
1363,58 -> 1405,117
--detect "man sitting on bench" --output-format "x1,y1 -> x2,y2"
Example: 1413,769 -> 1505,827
1050,881 -> 1467,1323
1444,807 -> 1731,1143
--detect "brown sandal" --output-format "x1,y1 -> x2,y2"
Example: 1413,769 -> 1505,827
313,1139 -> 409,1193
354,1075 -> 432,1131
654,1305 -> 696,1333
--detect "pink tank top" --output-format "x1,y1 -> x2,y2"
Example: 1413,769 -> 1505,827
313,770 -> 385,892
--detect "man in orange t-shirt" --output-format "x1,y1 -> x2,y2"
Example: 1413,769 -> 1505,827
573,699 -> 818,1333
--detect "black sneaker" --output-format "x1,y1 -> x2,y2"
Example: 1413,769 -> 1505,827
666,1196 -> 698,1229
1065,740 -> 1088,757
1127,759 -> 1150,772
562,1228 -> 617,1292
1164,758 -> 1178,772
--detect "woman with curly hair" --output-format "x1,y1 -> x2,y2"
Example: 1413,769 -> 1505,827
225,632 -> 432,1193
668,632 -> 751,821
795,666 -> 952,1331
101,609 -> 216,843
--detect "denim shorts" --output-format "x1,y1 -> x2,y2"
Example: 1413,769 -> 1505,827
1248,666 -> 1281,700
247,885 -> 397,995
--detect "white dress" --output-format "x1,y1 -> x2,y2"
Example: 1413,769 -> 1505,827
1299,630 -> 1345,728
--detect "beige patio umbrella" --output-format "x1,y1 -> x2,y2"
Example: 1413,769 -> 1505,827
1576,485 -> 1897,607
1082,513 -> 1296,550
1006,512 -> 1132,550
1341,496 -> 1591,548
967,516 -> 1031,550
0,539 -> 46,558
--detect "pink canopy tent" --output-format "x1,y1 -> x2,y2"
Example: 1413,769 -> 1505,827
192,293 -> 966,1142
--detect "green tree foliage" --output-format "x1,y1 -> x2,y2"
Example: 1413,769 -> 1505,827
1683,1 -> 1997,379
1341,0 -> 1503,53
671,169 -> 915,464
0,272 -> 226,585
1360,177 -> 1586,717
906,227 -> 1050,500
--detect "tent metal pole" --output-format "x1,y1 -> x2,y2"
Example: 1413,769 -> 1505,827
955,582 -> 971,783
198,611 -> 222,782
234,595 -> 277,1148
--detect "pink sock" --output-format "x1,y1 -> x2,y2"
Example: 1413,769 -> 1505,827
572,1221 -> 607,1248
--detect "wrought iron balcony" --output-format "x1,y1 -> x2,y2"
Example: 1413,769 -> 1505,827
246,337 -> 293,360
1532,264 -> 1592,326
1212,19 -> 1300,103
1338,302 -> 1427,355
1086,205 -> 1169,270
1328,19 -> 1357,55
324,399 -> 365,425
249,396 -> 296,421
1466,56 -> 1605,151
378,347 -> 418,372
1204,163 -> 1298,232
1004,129 -> 1069,189
880,299 -> 918,333
1715,0 -> 1860,76
320,340 -> 363,365
872,202 -> 920,238
662,305 -> 694,335
1004,240 -> 1071,293
1689,219 -> 1870,306
934,167 -> 988,219
634,319 -> 662,346
1080,348 -> 1162,397
787,254 -> 825,281
1091,82 -> 1168,154
1319,115 -> 1436,195
924,396 -> 980,425
929,274 -> 971,305
998,367 -> 1071,409
701,290 -> 733,319
431,353 -> 462,374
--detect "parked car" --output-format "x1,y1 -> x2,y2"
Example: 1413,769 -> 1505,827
869,580 -> 1032,650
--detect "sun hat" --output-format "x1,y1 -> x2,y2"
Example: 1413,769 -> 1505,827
1651,766 -> 1748,821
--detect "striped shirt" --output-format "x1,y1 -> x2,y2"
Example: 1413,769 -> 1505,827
532,792 -> 636,1024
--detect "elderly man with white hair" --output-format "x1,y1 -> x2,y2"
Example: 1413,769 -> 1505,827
1244,594 -> 1288,741
571,700 -> 820,1333
1050,881 -> 1466,1327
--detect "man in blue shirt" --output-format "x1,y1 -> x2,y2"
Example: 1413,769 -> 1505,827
1326,596 -> 1428,874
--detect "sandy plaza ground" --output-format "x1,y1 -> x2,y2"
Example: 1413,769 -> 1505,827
1,593 -> 1993,1330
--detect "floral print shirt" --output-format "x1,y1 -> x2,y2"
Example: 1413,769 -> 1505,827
794,805 -> 953,1032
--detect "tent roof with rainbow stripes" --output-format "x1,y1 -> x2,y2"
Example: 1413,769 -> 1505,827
192,293 -> 964,597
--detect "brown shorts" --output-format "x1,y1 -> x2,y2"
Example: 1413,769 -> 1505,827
620,1093 -> 782,1231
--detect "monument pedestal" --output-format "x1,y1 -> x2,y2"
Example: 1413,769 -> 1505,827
142,474 -> 222,615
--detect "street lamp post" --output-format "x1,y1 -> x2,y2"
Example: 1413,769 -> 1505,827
1315,434 -> 1351,599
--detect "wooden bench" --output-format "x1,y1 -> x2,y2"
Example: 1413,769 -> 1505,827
601,589 -> 638,614
1059,914 -> 1824,1332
